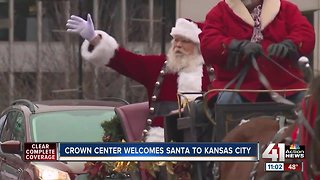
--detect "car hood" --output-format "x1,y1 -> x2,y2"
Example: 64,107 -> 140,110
32,161 -> 87,174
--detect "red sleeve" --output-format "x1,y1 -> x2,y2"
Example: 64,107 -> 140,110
302,97 -> 318,127
301,97 -> 318,148
282,1 -> 315,55
108,47 -> 165,89
200,3 -> 233,67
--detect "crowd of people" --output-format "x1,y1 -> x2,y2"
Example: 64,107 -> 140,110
67,0 -> 317,179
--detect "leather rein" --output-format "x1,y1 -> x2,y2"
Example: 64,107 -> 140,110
211,54 -> 312,180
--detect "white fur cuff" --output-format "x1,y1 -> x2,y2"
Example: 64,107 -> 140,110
81,30 -> 119,67
145,127 -> 164,142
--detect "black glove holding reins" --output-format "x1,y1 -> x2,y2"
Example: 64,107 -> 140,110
226,39 -> 263,69
267,39 -> 298,59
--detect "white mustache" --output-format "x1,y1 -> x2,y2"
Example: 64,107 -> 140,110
174,48 -> 188,55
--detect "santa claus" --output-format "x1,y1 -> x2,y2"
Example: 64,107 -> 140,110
66,16 -> 211,142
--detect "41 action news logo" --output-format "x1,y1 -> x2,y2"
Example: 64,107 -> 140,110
262,143 -> 305,161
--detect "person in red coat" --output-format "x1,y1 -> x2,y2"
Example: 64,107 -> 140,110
67,16 -> 211,142
200,0 -> 315,106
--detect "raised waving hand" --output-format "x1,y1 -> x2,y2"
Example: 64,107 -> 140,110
66,14 -> 97,41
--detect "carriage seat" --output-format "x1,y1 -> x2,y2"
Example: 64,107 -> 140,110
115,102 -> 149,142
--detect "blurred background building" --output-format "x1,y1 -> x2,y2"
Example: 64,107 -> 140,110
0,0 -> 318,110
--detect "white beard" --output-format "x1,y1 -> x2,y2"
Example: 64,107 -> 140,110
166,47 -> 204,73
145,48 -> 205,142
166,47 -> 205,101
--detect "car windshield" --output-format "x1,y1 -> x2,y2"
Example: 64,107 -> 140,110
30,109 -> 115,142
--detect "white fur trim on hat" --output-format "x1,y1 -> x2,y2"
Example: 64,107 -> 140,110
145,127 -> 164,142
170,18 -> 202,44
81,30 -> 119,67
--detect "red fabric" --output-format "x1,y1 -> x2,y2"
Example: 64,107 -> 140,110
300,98 -> 317,153
200,0 -> 315,102
301,98 -> 320,180
291,126 -> 299,142
108,48 -> 210,127
151,116 -> 165,128
195,22 -> 205,30
292,98 -> 320,179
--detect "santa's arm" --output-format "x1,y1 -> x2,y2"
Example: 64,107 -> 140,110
81,30 -> 119,67
81,30 -> 164,88
66,14 -> 163,86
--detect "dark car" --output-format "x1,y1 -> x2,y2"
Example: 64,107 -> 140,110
0,99 -> 128,180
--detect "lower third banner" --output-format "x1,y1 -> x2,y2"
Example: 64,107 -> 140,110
58,142 -> 259,161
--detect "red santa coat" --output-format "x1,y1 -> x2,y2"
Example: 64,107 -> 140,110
109,48 -> 210,105
200,0 -> 315,102
81,31 -> 210,127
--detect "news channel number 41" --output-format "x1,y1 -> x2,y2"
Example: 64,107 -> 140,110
262,143 -> 305,172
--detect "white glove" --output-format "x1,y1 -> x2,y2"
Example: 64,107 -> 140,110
66,14 -> 97,41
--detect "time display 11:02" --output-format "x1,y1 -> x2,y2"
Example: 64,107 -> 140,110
265,162 -> 284,171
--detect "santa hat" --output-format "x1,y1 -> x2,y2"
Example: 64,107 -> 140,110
170,18 -> 202,44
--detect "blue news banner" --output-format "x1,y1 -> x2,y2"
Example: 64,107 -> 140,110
58,142 -> 259,161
